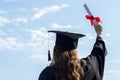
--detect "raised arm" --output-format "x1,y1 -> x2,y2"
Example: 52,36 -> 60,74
88,24 -> 107,78
94,24 -> 103,37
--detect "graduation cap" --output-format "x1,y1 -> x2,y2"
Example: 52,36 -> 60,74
47,30 -> 86,61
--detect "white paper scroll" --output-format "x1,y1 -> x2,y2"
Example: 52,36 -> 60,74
83,4 -> 98,26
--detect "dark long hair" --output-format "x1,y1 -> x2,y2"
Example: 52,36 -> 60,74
50,46 -> 84,80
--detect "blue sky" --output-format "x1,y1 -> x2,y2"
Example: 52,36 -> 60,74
0,0 -> 120,80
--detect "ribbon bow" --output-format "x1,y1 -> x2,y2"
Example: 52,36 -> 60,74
86,15 -> 102,26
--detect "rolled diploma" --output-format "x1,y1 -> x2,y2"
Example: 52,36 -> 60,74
83,4 -> 98,26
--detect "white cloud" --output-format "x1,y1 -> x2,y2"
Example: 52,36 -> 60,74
107,70 -> 120,73
0,37 -> 17,49
0,16 -> 10,26
0,37 -> 26,50
5,0 -> 17,2
0,16 -> 29,27
105,33 -> 111,37
12,17 -> 28,25
104,70 -> 120,80
1,39 -> 27,51
29,54 -> 47,63
0,27 -> 54,51
86,34 -> 96,40
107,59 -> 120,64
18,8 -> 28,12
24,27 -> 54,50
29,27 -> 48,41
0,10 -> 7,14
0,27 -> 55,61
26,28 -> 54,63
32,8 -> 40,11
51,23 -> 73,30
31,4 -> 69,20
0,31 -> 6,35
50,23 -> 82,31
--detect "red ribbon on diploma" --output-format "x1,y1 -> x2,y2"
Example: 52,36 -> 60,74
86,15 -> 102,26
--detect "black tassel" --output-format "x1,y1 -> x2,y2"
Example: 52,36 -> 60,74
48,50 -> 51,61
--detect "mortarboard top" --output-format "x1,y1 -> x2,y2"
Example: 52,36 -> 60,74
48,30 -> 86,51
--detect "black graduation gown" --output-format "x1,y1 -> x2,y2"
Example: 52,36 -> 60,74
38,37 -> 107,80
81,37 -> 107,80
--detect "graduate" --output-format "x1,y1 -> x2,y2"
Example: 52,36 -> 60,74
38,24 -> 107,80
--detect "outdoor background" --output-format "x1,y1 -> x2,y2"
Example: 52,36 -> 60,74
0,0 -> 120,80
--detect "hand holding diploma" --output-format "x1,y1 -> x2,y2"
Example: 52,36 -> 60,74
83,4 -> 102,26
84,4 -> 103,37
94,24 -> 103,37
